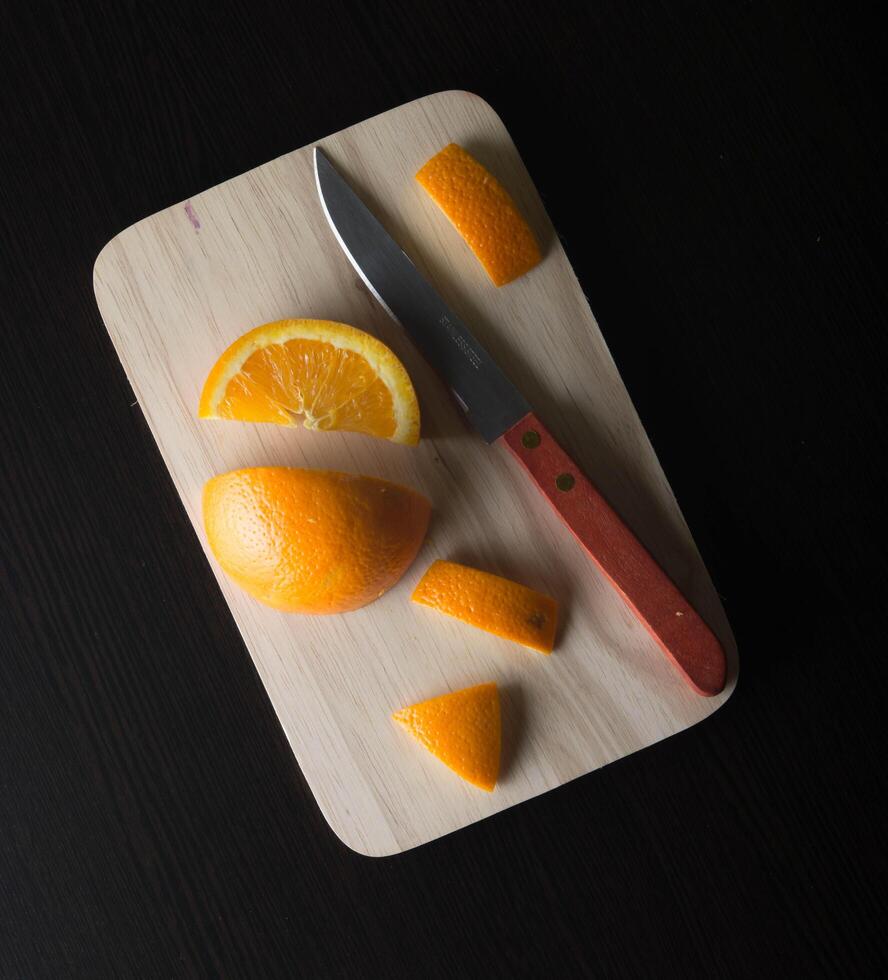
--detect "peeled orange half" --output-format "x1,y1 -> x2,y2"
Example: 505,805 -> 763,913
199,318 -> 420,445
203,467 -> 430,614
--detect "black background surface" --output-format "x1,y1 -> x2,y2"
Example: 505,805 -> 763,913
2,2 -> 886,977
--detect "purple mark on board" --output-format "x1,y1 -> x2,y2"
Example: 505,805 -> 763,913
184,201 -> 201,231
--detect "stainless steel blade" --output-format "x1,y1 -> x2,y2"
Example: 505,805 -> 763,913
314,147 -> 530,443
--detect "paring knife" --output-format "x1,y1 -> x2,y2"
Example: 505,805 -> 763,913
314,147 -> 726,696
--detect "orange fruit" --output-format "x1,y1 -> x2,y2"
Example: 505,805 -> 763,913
198,318 -> 420,445
416,143 -> 541,287
203,467 -> 430,614
412,560 -> 558,654
393,682 -> 501,791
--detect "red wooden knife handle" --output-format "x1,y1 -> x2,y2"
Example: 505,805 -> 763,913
500,412 -> 726,695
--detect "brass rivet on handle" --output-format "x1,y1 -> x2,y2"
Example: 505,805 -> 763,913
522,430 -> 541,449
556,473 -> 575,492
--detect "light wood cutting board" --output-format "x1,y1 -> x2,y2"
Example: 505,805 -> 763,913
94,90 -> 738,856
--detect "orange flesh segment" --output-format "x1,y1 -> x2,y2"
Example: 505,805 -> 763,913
416,143 -> 541,286
198,319 -> 420,445
412,560 -> 558,654
393,682 -> 500,791
217,338 -> 397,438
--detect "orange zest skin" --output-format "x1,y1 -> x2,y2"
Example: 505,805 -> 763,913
203,467 -> 430,614
416,143 -> 541,287
393,682 -> 501,791
199,319 -> 420,445
412,560 -> 558,654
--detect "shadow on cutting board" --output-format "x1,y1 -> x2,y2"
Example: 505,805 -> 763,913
498,683 -> 528,782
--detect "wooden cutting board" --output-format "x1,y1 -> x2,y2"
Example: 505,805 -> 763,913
94,90 -> 737,856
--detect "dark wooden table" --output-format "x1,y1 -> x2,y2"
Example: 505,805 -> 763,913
2,2 -> 885,976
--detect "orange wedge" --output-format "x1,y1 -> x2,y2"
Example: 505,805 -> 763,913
412,560 -> 558,654
199,318 -> 420,445
416,143 -> 541,286
393,682 -> 501,791
203,467 -> 430,614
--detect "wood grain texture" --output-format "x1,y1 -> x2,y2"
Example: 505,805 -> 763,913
94,91 -> 737,855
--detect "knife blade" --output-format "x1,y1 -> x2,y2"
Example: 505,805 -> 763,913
314,148 -> 529,442
314,146 -> 726,696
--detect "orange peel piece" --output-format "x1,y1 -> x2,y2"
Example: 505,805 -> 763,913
393,682 -> 501,791
412,560 -> 558,654
416,143 -> 541,286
